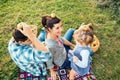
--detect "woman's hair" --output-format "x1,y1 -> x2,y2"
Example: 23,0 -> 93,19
13,29 -> 28,42
74,27 -> 94,45
41,14 -> 61,30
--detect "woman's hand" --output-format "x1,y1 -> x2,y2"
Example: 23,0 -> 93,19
50,69 -> 58,80
69,69 -> 77,80
64,39 -> 75,49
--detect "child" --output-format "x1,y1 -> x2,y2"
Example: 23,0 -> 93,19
40,14 -> 75,80
8,22 -> 51,76
69,24 -> 96,80
75,23 -> 100,53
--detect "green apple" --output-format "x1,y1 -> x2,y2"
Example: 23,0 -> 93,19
17,23 -> 23,29
51,13 -> 56,18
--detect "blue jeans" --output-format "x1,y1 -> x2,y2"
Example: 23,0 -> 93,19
61,56 -> 71,68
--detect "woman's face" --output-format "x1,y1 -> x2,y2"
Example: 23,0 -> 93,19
49,21 -> 63,37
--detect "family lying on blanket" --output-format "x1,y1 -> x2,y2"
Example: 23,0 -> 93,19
8,14 -> 99,80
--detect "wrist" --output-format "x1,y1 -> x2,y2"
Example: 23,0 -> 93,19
28,34 -> 36,41
50,68 -> 55,72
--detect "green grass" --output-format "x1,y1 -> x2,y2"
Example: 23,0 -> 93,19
0,0 -> 120,80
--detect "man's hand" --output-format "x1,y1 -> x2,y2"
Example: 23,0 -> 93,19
17,22 -> 35,39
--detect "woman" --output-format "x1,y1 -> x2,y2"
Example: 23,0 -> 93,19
40,14 -> 75,80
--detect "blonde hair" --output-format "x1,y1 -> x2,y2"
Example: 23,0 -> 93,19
74,26 -> 93,45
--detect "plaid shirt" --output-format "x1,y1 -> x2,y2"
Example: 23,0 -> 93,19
8,38 -> 51,76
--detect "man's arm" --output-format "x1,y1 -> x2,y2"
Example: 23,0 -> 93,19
18,23 -> 48,52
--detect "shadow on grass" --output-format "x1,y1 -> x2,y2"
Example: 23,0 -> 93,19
0,0 -> 8,4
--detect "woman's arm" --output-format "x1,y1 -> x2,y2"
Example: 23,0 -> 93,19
64,39 -> 75,48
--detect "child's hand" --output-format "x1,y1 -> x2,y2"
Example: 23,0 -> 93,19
73,56 -> 79,63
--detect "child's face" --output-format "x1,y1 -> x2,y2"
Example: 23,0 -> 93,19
49,21 -> 63,37
73,28 -> 82,41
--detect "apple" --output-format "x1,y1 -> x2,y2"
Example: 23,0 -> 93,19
17,23 -> 23,29
51,13 -> 56,18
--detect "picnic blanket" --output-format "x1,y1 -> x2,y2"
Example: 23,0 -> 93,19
18,67 -> 70,80
18,67 -> 96,80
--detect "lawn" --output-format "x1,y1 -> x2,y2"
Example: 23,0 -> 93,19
0,0 -> 120,80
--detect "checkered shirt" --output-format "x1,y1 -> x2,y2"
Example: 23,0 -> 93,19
8,38 -> 51,76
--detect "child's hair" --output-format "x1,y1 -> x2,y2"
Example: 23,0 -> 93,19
13,29 -> 28,42
79,23 -> 93,32
74,27 -> 94,45
41,14 -> 61,30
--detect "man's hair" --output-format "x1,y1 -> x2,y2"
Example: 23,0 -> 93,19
13,29 -> 28,42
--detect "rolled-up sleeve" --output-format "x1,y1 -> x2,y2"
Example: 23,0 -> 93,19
46,48 -> 55,69
33,48 -> 52,62
22,46 -> 51,63
46,58 -> 54,69
60,37 -> 65,43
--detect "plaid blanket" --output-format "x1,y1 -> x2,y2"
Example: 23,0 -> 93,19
18,67 -> 70,80
18,67 -> 96,80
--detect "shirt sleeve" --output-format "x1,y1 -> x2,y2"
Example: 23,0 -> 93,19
60,37 -> 65,43
45,48 -> 55,69
30,47 -> 51,62
8,38 -> 51,64
74,50 -> 89,68
17,46 -> 51,63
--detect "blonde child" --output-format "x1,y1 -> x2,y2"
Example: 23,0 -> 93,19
69,24 -> 96,80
